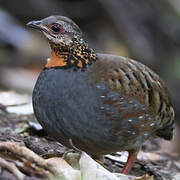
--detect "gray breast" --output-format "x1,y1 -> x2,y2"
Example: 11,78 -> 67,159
32,68 -> 119,153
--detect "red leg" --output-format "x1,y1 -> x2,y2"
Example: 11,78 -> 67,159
122,151 -> 138,174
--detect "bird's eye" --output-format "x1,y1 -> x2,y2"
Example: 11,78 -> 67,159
51,23 -> 61,33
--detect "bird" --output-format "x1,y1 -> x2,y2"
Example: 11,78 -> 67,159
27,16 -> 175,174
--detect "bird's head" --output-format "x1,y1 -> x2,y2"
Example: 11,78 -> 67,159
27,16 -> 83,50
27,16 -> 97,69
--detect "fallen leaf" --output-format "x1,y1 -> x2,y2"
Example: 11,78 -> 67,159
0,91 -> 28,106
46,157 -> 81,180
80,152 -> 120,180
7,103 -> 33,115
64,152 -> 80,170
28,121 -> 43,131
105,151 -> 128,163
13,124 -> 29,134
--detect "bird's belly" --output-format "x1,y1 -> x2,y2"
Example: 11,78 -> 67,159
32,69 -> 150,155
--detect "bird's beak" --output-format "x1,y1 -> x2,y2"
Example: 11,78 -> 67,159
26,20 -> 44,31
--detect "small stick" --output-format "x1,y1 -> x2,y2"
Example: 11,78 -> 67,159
0,157 -> 25,180
0,141 -> 53,172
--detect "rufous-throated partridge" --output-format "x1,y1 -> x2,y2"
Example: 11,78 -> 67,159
27,16 -> 175,174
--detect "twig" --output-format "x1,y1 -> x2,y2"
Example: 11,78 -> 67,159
0,140 -> 59,179
0,141 -> 53,171
0,157 -> 25,180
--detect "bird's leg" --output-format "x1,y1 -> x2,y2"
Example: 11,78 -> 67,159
69,139 -> 82,153
62,139 -> 82,159
122,151 -> 138,174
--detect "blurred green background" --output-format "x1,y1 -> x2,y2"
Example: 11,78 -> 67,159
0,0 -> 179,150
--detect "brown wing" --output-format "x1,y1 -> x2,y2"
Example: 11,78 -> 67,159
91,53 -> 175,140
